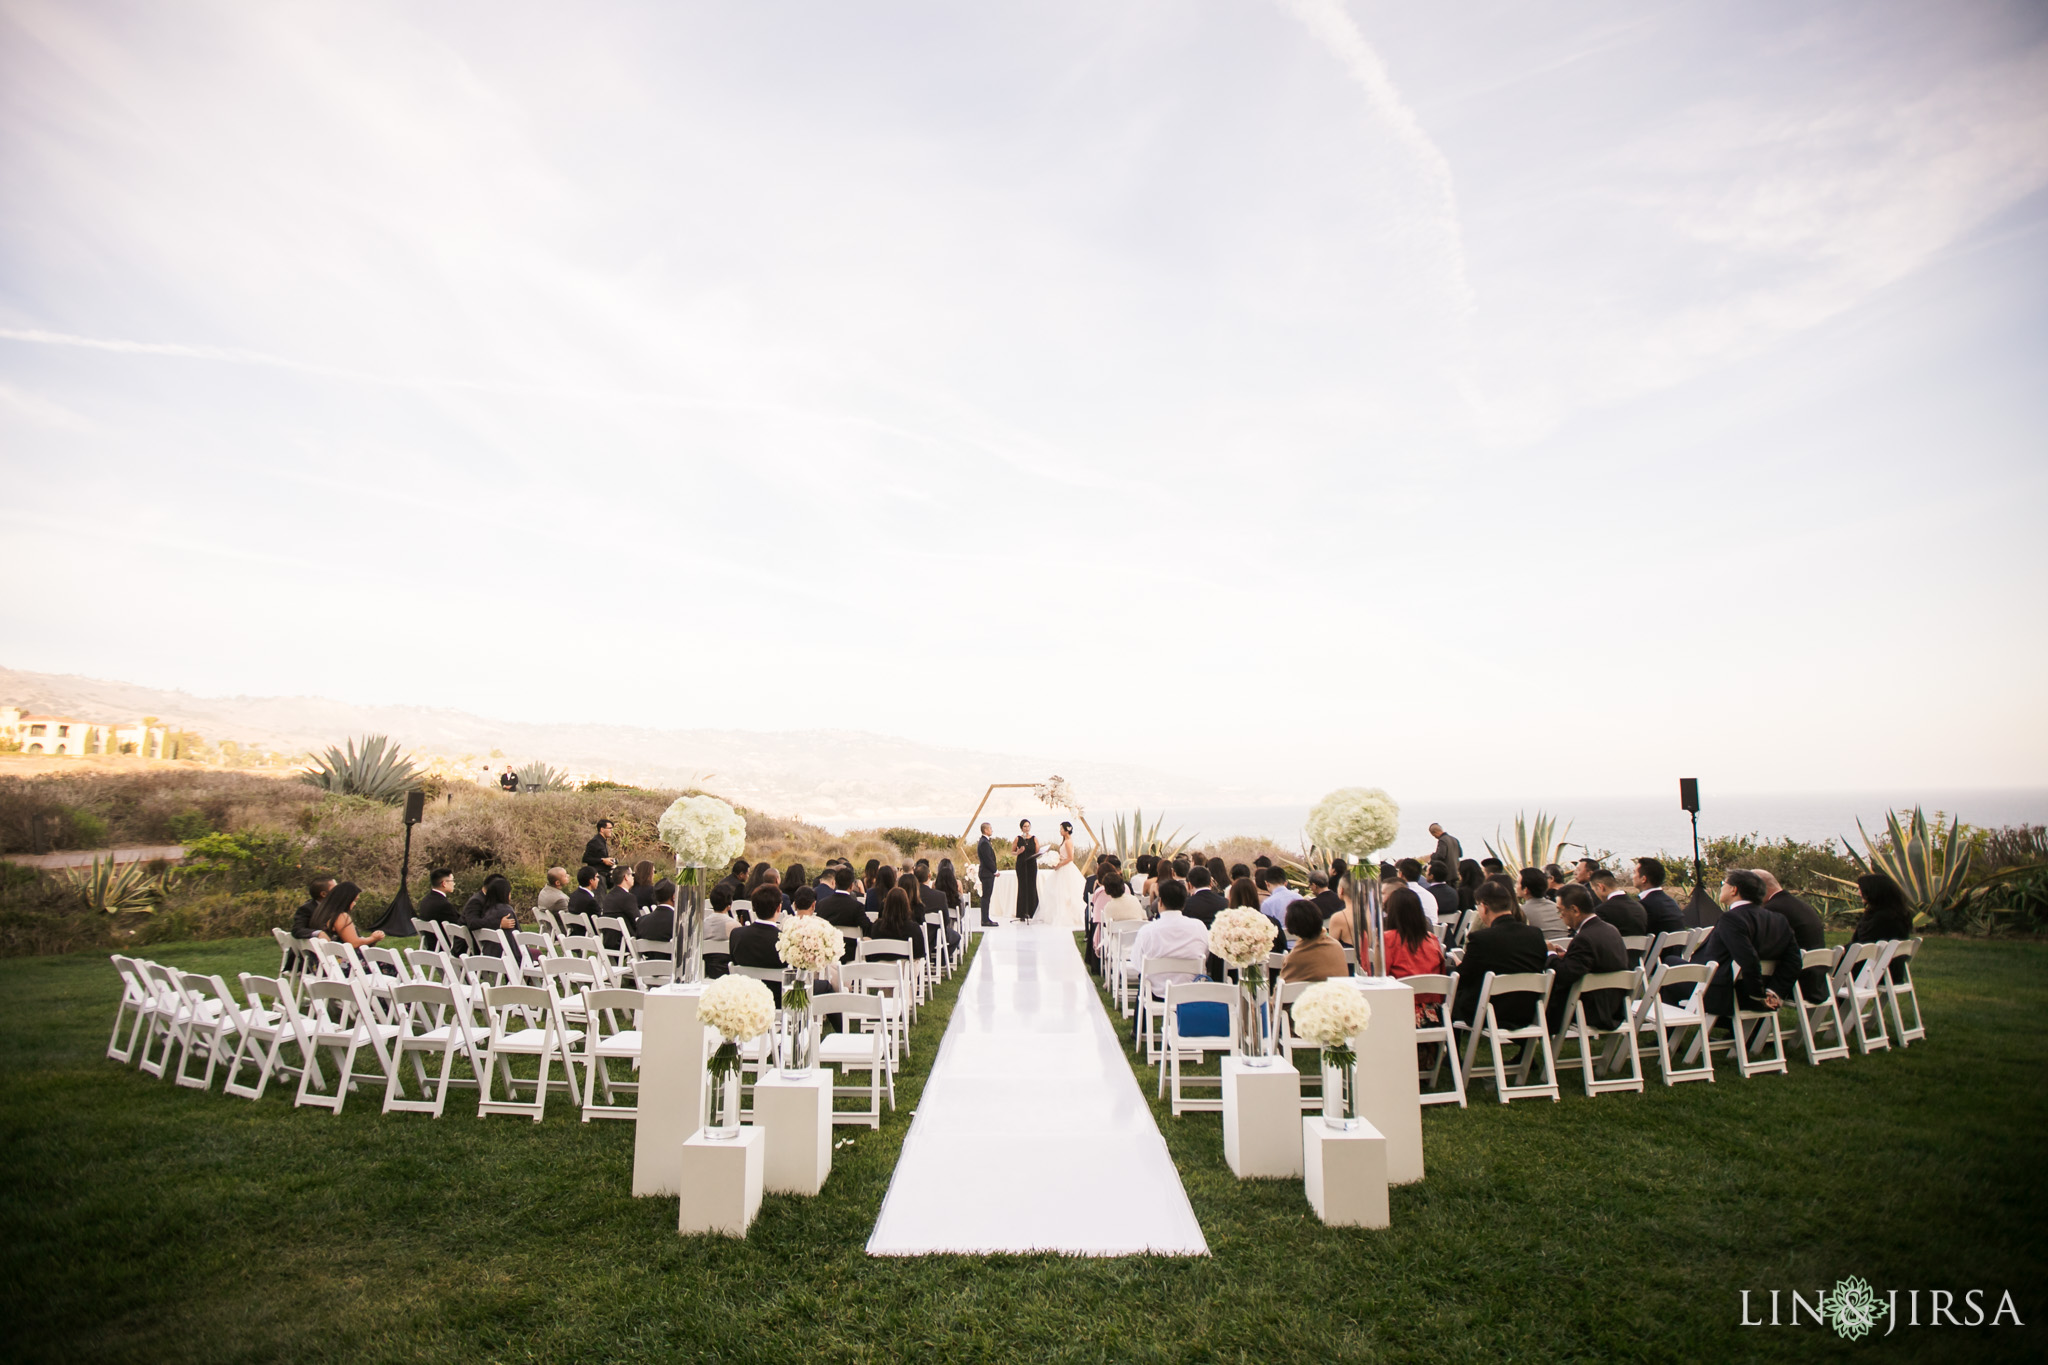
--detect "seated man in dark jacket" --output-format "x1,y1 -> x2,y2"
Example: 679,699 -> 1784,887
1755,869 -> 1829,1002
633,879 -> 678,956
1587,870 -> 1649,938
286,875 -> 337,972
1546,885 -> 1631,1034
814,865 -> 867,963
1452,881 -> 1551,1029
726,888 -> 787,1004
1692,869 -> 1795,1018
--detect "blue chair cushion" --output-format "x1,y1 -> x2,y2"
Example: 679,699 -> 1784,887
1177,1001 -> 1230,1037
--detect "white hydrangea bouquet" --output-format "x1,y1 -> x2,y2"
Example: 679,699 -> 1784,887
775,915 -> 844,1073
1305,787 -> 1400,863
1210,906 -> 1280,1063
1292,980 -> 1372,1129
1033,774 -> 1083,814
696,973 -> 774,1137
657,794 -> 747,870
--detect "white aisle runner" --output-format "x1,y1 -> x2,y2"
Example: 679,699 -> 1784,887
866,924 -> 1208,1256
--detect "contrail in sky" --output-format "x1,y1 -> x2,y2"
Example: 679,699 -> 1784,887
1271,0 -> 1476,316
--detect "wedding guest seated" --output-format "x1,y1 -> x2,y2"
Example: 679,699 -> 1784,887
1457,859 -> 1484,915
566,864 -> 603,927
1588,869 -> 1649,938
817,864 -> 866,962
536,866 -> 571,920
598,867 -> 639,949
1259,869 -> 1302,926
1423,859 -> 1459,923
935,859 -> 964,920
1545,885 -> 1629,1033
1753,869 -> 1827,999
1394,859 -> 1435,926
1633,857 -> 1687,957
913,865 -> 958,951
783,862 -> 807,911
1451,882 -> 1547,1029
633,880 -> 678,953
1183,865 -> 1226,927
1100,871 -> 1146,924
1206,857 -> 1230,893
1381,887 -> 1446,1018
463,873 -> 519,953
865,865 -> 897,921
1851,871 -> 1915,980
714,857 -> 750,902
1229,862 -> 1251,885
416,869 -> 457,926
1309,872 -> 1343,921
1280,900 -> 1345,983
1128,878 -> 1208,996
866,887 -> 927,961
701,891 -> 738,978
1692,870 -> 1795,1018
728,887 -> 787,1003
1517,867 -> 1567,938
310,881 -> 386,951
633,860 -> 658,911
1480,857 -> 1504,876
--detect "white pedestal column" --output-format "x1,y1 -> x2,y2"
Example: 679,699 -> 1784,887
632,983 -> 707,1198
1346,977 -> 1425,1185
1302,1117 -> 1390,1227
1220,1056 -> 1302,1179
677,1128 -> 765,1237
752,1071 -> 834,1196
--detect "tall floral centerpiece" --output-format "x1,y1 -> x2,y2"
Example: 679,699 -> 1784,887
696,973 -> 774,1139
1293,981 -> 1373,1130
775,916 -> 843,1077
1211,906 -> 1282,1066
657,794 -> 747,983
1305,787 -> 1400,977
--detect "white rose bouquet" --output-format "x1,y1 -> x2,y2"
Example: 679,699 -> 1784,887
1210,907 -> 1278,970
1292,980 -> 1372,1057
1305,787 -> 1400,863
699,973 -> 775,1043
777,916 -> 844,976
657,794 -> 747,870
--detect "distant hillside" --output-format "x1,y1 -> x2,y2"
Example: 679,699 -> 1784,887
0,665 -> 1260,823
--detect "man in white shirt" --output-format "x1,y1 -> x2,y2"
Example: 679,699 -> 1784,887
1396,858 -> 1439,926
1128,881 -> 1209,998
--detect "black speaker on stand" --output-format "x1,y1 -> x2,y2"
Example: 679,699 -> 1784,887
374,789 -> 427,936
1678,778 -> 1720,928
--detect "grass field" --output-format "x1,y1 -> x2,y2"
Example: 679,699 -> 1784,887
1,934 -> 2042,1363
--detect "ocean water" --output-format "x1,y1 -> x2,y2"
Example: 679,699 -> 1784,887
825,788 -> 2048,861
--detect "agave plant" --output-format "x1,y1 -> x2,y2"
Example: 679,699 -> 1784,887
1103,808 -> 1197,864
1484,811 -> 1573,878
515,761 -> 572,793
1830,806 -> 1975,930
66,857 -> 162,914
302,734 -> 425,803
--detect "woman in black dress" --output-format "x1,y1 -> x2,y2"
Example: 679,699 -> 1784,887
1013,819 -> 1040,923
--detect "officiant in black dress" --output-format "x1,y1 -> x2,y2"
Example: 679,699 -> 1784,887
1013,820 -> 1039,923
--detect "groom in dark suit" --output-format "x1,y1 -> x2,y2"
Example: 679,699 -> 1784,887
976,822 -> 998,926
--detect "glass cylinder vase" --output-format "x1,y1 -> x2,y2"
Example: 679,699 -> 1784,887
1239,963 -> 1276,1067
779,970 -> 817,1078
1321,1047 -> 1359,1130
704,1041 -> 743,1139
675,864 -> 707,983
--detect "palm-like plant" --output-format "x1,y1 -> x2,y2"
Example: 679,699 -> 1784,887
1103,808 -> 1196,864
515,761 -> 572,793
66,857 -> 162,914
302,734 -> 424,803
1831,806 -> 1973,929
1485,811 -> 1573,878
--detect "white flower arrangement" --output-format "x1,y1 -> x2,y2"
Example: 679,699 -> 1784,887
1291,980 -> 1373,1048
657,793 -> 747,869
1032,775 -> 1083,814
1305,787 -> 1400,861
1210,907 -> 1277,970
697,973 -> 775,1043
777,916 -> 844,975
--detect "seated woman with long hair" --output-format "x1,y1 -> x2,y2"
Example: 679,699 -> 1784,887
935,859 -> 962,913
1381,885 -> 1446,1021
311,881 -> 385,950
1280,899 -> 1346,983
1852,872 -> 1915,980
865,886 -> 927,960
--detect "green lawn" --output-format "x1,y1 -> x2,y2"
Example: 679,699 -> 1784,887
1,935 -> 2041,1363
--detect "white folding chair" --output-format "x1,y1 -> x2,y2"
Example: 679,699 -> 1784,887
814,992 -> 891,1127
1160,981 -> 1240,1115
1633,961 -> 1717,1085
293,977 -> 399,1114
223,973 -> 312,1101
1790,947 -> 1850,1064
1882,938 -> 1926,1047
1549,969 -> 1643,1097
271,926 -> 308,989
1275,979 -> 1328,1109
1710,961 -> 1788,1078
541,956 -> 601,1052
173,971 -> 246,1091
477,983 -> 581,1121
1406,972 -> 1465,1107
593,916 -> 632,972
136,961 -> 193,1080
106,954 -> 156,1064
839,962 -> 909,1068
1832,941 -> 1892,1055
581,987 -> 645,1121
414,920 -> 450,956
1619,935 -> 1651,968
1136,956 -> 1205,1064
1456,971 -> 1560,1104
383,981 -> 483,1117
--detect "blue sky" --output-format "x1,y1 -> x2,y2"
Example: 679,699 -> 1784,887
2,0 -> 2044,801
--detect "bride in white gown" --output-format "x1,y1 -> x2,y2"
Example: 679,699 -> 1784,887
1035,821 -> 1087,929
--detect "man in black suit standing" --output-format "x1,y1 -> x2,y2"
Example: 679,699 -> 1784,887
1634,857 -> 1688,953
565,864 -> 603,934
816,864 -> 866,963
1546,885 -> 1630,1034
1587,869 -> 1648,937
727,890 -> 786,1004
1183,865 -> 1226,927
583,820 -> 616,880
976,821 -> 999,926
1451,882 -> 1550,1029
1754,869 -> 1829,1003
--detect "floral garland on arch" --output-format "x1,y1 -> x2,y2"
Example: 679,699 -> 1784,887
1033,775 -> 1084,815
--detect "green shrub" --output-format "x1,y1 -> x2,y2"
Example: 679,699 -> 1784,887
181,830 -> 311,890
165,810 -> 215,842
